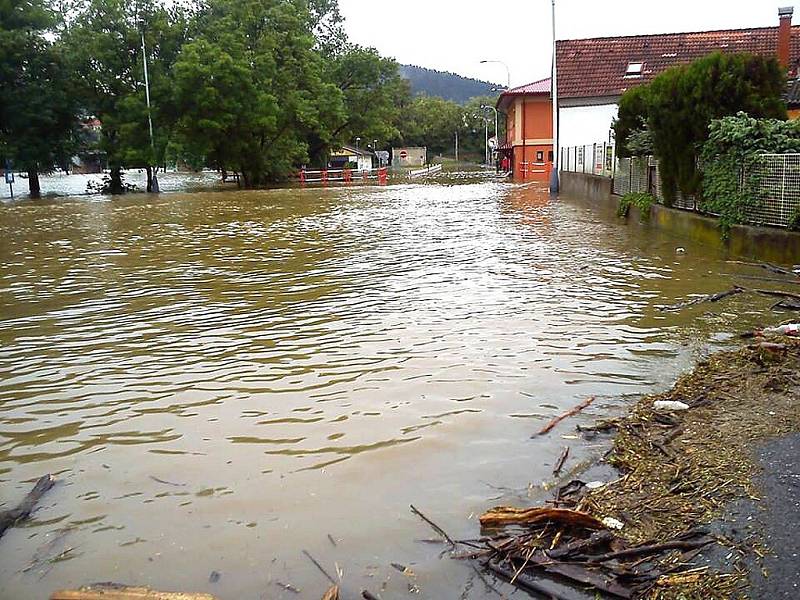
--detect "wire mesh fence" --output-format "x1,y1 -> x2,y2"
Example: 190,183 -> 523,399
747,154 -> 800,228
562,146 -> 800,229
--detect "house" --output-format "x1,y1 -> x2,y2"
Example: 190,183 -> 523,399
496,77 -> 553,181
556,6 -> 800,149
329,145 -> 375,172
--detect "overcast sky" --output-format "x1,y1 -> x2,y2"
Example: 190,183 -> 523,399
338,1 -> 787,87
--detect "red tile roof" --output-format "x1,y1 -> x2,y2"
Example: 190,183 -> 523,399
497,77 -> 551,110
556,25 -> 800,100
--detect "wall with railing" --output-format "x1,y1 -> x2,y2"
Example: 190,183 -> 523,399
561,146 -> 800,229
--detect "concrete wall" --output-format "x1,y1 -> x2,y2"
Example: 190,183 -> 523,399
560,172 -> 800,264
559,104 -> 618,149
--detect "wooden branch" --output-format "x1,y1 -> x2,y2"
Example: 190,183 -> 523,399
302,550 -> 337,585
0,475 -> 55,539
410,504 -> 456,547
321,584 -> 339,600
552,447 -> 570,476
479,506 -> 605,530
50,584 -> 216,600
533,397 -> 595,437
587,538 -> 713,563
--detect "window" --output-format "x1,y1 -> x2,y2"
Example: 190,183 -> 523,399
625,62 -> 643,77
548,151 -> 554,162
536,151 -> 544,162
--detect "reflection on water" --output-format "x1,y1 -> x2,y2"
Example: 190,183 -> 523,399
0,182 -> 788,598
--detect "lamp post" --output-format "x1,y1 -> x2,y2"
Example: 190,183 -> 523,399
141,28 -> 159,193
473,114 -> 490,166
549,0 -> 560,194
480,59 -> 511,89
481,104 -> 499,150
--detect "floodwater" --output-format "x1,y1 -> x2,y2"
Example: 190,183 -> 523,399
0,180 -> 793,599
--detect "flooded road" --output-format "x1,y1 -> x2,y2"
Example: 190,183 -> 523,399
0,182 -> 788,599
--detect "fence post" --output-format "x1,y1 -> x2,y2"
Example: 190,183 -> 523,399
781,154 -> 787,224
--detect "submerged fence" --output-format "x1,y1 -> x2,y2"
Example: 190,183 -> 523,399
561,146 -> 800,229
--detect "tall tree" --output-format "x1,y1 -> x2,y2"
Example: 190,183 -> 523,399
0,0 -> 77,197
172,0 -> 346,185
64,0 -> 187,193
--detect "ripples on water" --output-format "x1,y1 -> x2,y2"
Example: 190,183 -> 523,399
0,181 -> 782,598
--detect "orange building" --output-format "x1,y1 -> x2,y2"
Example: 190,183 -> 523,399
496,77 -> 553,181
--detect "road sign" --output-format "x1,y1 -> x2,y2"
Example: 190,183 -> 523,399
399,150 -> 408,159
4,159 -> 12,184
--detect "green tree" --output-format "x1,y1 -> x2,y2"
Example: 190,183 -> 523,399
172,0 -> 345,185
309,45 -> 407,163
0,0 -> 77,197
614,52 -> 786,205
64,0 -> 187,193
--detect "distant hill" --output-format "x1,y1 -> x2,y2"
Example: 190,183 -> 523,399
399,65 -> 498,104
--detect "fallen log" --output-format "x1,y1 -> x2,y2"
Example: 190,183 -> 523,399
533,397 -> 595,437
0,474 -> 55,539
49,584 -> 217,600
755,288 -> 800,301
479,506 -> 606,530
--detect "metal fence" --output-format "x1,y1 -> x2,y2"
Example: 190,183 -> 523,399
561,143 -> 615,178
748,154 -> 800,228
562,147 -> 800,229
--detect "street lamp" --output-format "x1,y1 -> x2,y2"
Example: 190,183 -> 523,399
355,136 -> 361,150
140,26 -> 159,193
550,0 -> 560,194
473,114 -> 491,166
480,59 -> 511,89
480,104 -> 499,151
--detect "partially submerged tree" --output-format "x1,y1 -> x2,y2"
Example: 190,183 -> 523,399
0,0 -> 77,197
172,0 -> 346,185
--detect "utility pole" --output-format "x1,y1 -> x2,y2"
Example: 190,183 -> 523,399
141,29 -> 159,193
549,0 -> 560,194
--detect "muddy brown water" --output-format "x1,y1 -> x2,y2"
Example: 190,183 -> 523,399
0,180 -> 792,599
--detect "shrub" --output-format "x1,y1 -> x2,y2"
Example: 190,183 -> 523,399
617,192 -> 655,219
701,113 -> 800,235
614,52 -> 787,207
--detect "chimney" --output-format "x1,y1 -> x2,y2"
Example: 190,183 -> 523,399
779,6 -> 794,68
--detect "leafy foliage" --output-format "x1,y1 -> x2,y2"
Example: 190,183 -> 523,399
617,192 -> 655,219
614,52 -> 787,206
0,0 -> 77,196
701,112 -> 800,235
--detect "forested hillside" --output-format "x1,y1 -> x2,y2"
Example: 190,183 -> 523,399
399,65 -> 497,103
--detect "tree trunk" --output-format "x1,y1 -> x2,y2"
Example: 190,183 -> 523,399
109,166 -> 124,194
145,166 -> 153,193
27,166 -> 41,198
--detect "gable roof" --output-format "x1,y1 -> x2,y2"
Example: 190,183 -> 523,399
496,77 -> 551,111
556,25 -> 800,100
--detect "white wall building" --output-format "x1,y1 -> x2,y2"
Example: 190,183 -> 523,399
555,7 -> 797,152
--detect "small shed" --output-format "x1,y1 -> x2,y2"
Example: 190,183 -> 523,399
392,147 -> 427,167
329,145 -> 374,172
